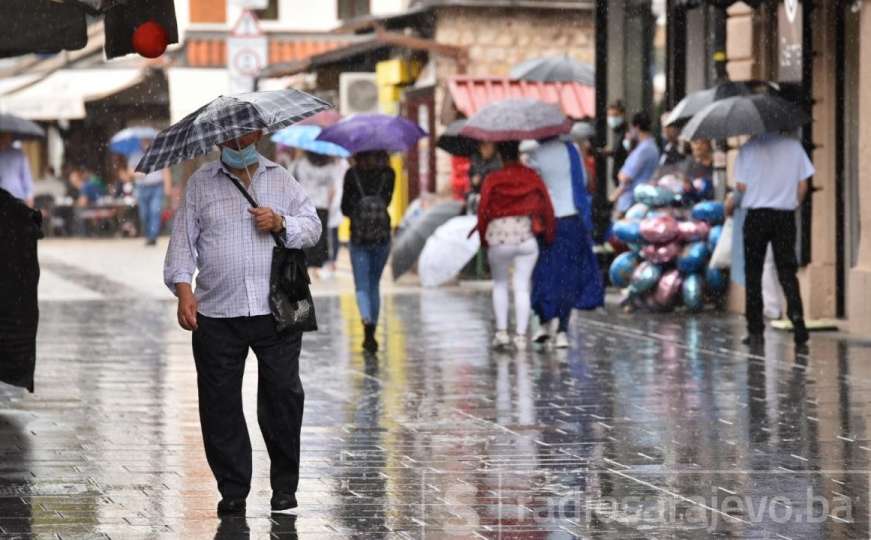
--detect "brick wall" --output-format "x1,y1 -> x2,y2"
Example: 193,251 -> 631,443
430,6 -> 595,193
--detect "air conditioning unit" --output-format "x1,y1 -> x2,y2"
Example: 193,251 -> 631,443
339,73 -> 379,116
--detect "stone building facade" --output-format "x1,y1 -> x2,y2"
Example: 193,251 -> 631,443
430,5 -> 594,192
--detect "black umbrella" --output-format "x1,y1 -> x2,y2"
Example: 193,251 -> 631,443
665,80 -> 778,126
680,94 -> 810,141
0,114 -> 44,140
510,55 -> 595,85
436,120 -> 477,157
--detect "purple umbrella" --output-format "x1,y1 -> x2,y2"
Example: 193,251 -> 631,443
459,99 -> 572,142
316,114 -> 427,154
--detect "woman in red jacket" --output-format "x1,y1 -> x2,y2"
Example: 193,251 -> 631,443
477,141 -> 556,350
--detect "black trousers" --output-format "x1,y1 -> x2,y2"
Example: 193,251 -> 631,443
192,314 -> 304,499
743,208 -> 806,336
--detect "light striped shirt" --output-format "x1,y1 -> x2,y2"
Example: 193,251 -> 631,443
164,155 -> 321,318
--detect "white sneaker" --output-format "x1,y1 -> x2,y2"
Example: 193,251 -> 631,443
492,331 -> 512,349
513,334 -> 528,351
554,331 -> 570,349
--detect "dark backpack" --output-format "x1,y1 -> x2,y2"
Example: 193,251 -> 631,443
351,171 -> 391,245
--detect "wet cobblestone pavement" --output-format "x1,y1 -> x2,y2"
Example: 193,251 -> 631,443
3,241 -> 871,538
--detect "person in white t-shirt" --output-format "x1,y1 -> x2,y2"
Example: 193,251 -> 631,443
734,132 -> 814,347
291,151 -> 345,271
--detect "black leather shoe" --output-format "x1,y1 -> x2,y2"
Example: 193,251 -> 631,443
217,497 -> 246,517
271,491 -> 298,512
741,334 -> 765,346
793,320 -> 810,346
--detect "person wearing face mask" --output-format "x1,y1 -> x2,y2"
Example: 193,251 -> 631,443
598,100 -> 629,188
610,112 -> 660,217
164,130 -> 321,517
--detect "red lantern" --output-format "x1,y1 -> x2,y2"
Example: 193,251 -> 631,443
132,20 -> 168,59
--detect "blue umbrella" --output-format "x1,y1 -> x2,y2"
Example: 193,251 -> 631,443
270,125 -> 350,157
316,114 -> 427,154
109,126 -> 159,156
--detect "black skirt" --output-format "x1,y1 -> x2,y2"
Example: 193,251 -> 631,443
304,208 -> 330,268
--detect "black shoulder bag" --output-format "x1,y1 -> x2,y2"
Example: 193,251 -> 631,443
227,175 -> 318,334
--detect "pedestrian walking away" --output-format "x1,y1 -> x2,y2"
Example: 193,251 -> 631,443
164,130 -> 321,517
734,132 -> 813,347
527,137 -> 604,348
610,112 -> 661,217
291,151 -> 344,270
341,150 -> 395,353
127,138 -> 171,245
476,141 -> 555,351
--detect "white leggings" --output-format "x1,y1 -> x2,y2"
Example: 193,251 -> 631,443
487,238 -> 539,334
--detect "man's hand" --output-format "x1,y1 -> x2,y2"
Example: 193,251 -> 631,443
248,207 -> 283,233
176,283 -> 198,331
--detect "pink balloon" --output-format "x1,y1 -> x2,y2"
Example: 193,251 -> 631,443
677,220 -> 711,242
654,269 -> 683,307
641,241 -> 682,264
639,215 -> 680,244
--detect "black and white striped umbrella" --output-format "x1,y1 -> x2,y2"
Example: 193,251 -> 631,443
136,90 -> 331,173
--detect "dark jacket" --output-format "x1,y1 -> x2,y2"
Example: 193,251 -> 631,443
0,188 -> 41,392
341,166 -> 395,239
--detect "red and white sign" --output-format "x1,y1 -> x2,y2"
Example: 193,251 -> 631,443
227,10 -> 267,93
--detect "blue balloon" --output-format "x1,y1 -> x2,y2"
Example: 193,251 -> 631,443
707,225 -> 723,252
633,184 -> 660,207
677,241 -> 710,274
653,186 -> 677,207
682,274 -> 705,311
613,220 -> 643,244
706,266 -> 728,294
625,203 -> 649,221
609,252 -> 641,288
691,201 -> 725,225
630,262 -> 662,294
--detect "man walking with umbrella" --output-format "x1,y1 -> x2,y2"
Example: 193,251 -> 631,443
145,90 -> 329,516
735,131 -> 812,348
681,94 -> 814,348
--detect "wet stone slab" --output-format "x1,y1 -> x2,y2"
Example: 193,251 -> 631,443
2,282 -> 871,538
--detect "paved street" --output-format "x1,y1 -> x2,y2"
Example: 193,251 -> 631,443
2,239 -> 871,539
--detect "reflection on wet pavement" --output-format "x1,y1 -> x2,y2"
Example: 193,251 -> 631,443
2,284 -> 871,538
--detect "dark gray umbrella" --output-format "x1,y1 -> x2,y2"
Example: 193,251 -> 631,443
460,99 -> 572,142
666,80 -> 779,126
680,95 -> 810,141
0,114 -> 45,140
436,119 -> 477,157
391,200 -> 464,280
510,55 -> 595,85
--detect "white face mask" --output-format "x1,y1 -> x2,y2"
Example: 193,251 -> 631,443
622,138 -> 632,151
607,116 -> 624,129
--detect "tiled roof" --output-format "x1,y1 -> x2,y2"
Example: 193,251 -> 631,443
448,77 -> 596,119
185,37 -> 351,68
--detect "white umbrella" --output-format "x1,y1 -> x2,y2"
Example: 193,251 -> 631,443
418,215 -> 481,288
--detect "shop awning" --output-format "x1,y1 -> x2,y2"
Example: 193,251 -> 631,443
448,77 -> 595,120
0,69 -> 145,120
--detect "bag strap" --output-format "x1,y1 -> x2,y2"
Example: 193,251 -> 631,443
352,169 -> 386,200
224,171 -> 283,247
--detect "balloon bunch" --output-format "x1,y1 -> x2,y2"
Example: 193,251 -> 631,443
609,182 -> 728,312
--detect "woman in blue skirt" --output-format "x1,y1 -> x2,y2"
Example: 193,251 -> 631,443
527,137 -> 604,348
